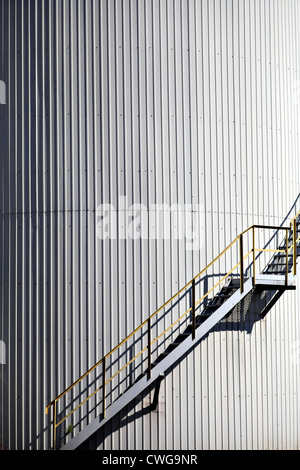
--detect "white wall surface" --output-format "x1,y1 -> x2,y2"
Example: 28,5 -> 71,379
1,0 -> 300,449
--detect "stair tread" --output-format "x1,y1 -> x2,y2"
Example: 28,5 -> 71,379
265,270 -> 290,274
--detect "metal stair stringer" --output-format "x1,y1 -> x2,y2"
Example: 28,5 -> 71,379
61,277 -> 255,450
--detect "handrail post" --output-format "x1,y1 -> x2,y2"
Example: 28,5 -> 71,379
240,233 -> 244,293
285,228 -> 289,286
147,319 -> 151,379
252,226 -> 256,286
53,399 -> 57,450
103,356 -> 106,418
293,218 -> 297,276
192,278 -> 196,339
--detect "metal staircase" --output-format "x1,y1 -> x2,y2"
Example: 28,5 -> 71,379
46,211 -> 300,450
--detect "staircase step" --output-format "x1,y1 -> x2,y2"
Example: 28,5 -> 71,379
197,312 -> 211,318
264,269 -> 289,274
269,258 -> 293,262
273,251 -> 300,258
287,229 -> 300,236
215,294 -> 232,299
266,264 -> 291,269
174,331 -> 192,341
278,244 -> 300,250
205,303 -> 224,309
267,260 -> 294,266
229,278 -> 246,287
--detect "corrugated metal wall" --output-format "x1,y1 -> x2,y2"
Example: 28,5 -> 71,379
1,0 -> 300,450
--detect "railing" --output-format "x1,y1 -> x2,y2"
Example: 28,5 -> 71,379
46,211 -> 300,449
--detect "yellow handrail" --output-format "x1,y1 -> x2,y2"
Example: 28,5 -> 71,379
46,214 -> 300,449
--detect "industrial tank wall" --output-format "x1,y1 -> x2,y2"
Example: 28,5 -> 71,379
0,0 -> 300,450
